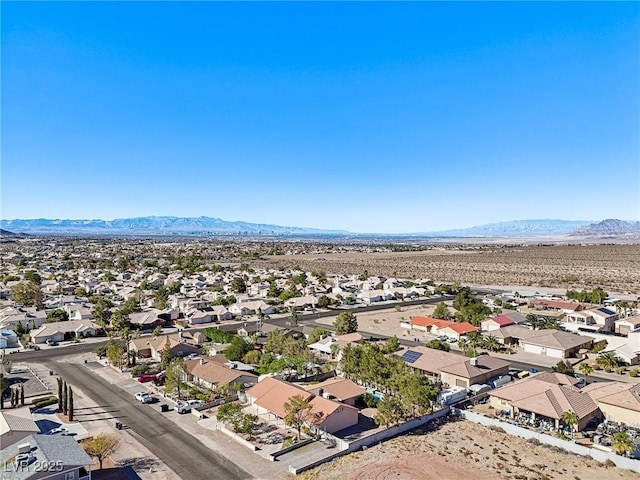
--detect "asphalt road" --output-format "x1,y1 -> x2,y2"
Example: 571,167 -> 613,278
52,361 -> 252,480
13,341 -> 108,362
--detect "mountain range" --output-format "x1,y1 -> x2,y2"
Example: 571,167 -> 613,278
0,216 -> 638,238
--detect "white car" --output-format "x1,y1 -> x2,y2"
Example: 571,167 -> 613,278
135,392 -> 153,404
46,427 -> 69,435
175,399 -> 204,414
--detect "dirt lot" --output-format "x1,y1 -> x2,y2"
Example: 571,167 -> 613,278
314,303 -> 447,340
261,245 -> 640,295
300,419 -> 638,480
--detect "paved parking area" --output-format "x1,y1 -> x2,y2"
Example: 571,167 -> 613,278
32,406 -> 89,438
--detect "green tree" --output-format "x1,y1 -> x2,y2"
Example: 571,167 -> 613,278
553,360 -> 575,375
81,434 -> 120,470
317,295 -> 330,308
375,397 -> 404,427
46,309 -> 69,323
10,282 -> 43,308
24,271 -> 42,285
333,311 -> 358,335
106,340 -> 126,369
57,377 -> 63,411
203,328 -> 233,343
264,330 -> 285,355
307,327 -> 331,344
578,363 -> 593,385
242,349 -> 262,365
68,387 -> 74,421
62,381 -> 68,416
482,335 -> 501,352
164,358 -> 187,399
20,384 -> 24,406
231,277 -> 247,293
283,394 -> 313,440
596,351 -> 620,371
425,339 -> 450,352
154,286 -> 169,310
432,302 -> 452,320
612,432 -> 636,456
74,287 -> 87,297
382,336 -> 401,354
152,325 -> 163,338
561,410 -> 579,438
216,402 -> 256,433
225,336 -> 252,361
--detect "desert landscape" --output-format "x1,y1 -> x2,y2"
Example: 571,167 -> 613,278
261,244 -> 640,296
299,419 -> 639,480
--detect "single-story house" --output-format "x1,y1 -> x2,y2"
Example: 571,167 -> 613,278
184,358 -> 257,390
29,320 -> 97,344
302,377 -> 366,406
0,407 -> 40,449
435,322 -> 479,340
129,311 -> 165,330
229,301 -> 275,316
487,325 -> 539,346
438,355 -> 510,389
520,330 -> 593,359
481,315 -> 515,332
0,434 -> 93,480
583,382 -> 640,427
246,377 -> 359,434
284,296 -> 319,311
129,332 -> 201,361
530,299 -> 585,314
489,377 -> 600,431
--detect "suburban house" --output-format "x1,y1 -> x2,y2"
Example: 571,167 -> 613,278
284,296 -> 319,311
481,315 -> 516,332
438,355 -> 510,389
183,357 -> 257,390
530,299 -> 586,315
357,290 -> 394,304
519,330 -> 593,359
488,375 -> 600,431
302,377 -> 366,406
0,329 -> 20,348
564,307 -> 618,333
0,407 -> 39,448
0,434 -> 93,480
614,316 -> 640,335
64,305 -> 93,321
245,377 -> 359,434
29,320 -> 97,344
483,325 -> 540,346
583,382 -> 640,427
128,311 -> 165,330
129,332 -> 202,361
229,301 -> 275,316
435,322 -> 479,341
409,317 -> 478,339
308,333 -> 364,359
397,346 -> 510,388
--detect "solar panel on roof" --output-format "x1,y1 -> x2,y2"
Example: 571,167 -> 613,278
402,350 -> 423,364
598,308 -> 616,315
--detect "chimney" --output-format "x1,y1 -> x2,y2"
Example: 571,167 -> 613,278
470,357 -> 478,366
199,358 -> 204,366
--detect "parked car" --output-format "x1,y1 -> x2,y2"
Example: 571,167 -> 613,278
175,399 -> 204,414
137,373 -> 157,383
45,339 -> 58,346
153,372 -> 166,386
46,427 -> 69,435
135,392 -> 153,404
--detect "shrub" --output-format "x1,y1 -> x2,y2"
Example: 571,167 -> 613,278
131,365 -> 149,377
32,396 -> 58,408
527,438 -> 541,446
629,369 -> 638,377
488,426 -> 505,433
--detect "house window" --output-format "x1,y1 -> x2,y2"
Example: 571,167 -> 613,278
65,472 -> 75,480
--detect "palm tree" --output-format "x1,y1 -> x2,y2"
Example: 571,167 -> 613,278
561,410 -> 579,438
578,363 -> 593,385
457,338 -> 469,351
612,432 -> 636,457
597,352 -> 619,372
483,335 -> 501,352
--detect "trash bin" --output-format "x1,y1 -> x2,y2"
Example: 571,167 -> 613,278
115,421 -> 122,430
159,404 -> 168,413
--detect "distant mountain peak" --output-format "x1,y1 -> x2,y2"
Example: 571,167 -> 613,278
428,219 -> 593,237
570,219 -> 640,237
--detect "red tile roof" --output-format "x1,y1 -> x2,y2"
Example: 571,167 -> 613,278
490,316 -> 516,327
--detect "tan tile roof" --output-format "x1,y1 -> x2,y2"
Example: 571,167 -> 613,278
490,378 -> 597,420
585,382 -> 640,412
184,359 -> 256,387
309,395 -> 357,427
439,355 -> 510,379
302,377 -> 365,401
531,371 -> 580,386
521,330 -> 592,350
0,407 -> 39,436
246,377 -> 313,418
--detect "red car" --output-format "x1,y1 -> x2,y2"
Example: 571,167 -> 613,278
137,373 -> 157,383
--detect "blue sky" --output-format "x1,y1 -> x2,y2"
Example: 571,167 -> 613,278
2,2 -> 639,233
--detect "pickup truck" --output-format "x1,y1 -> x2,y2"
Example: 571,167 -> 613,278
175,399 -> 204,414
135,392 -> 154,404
